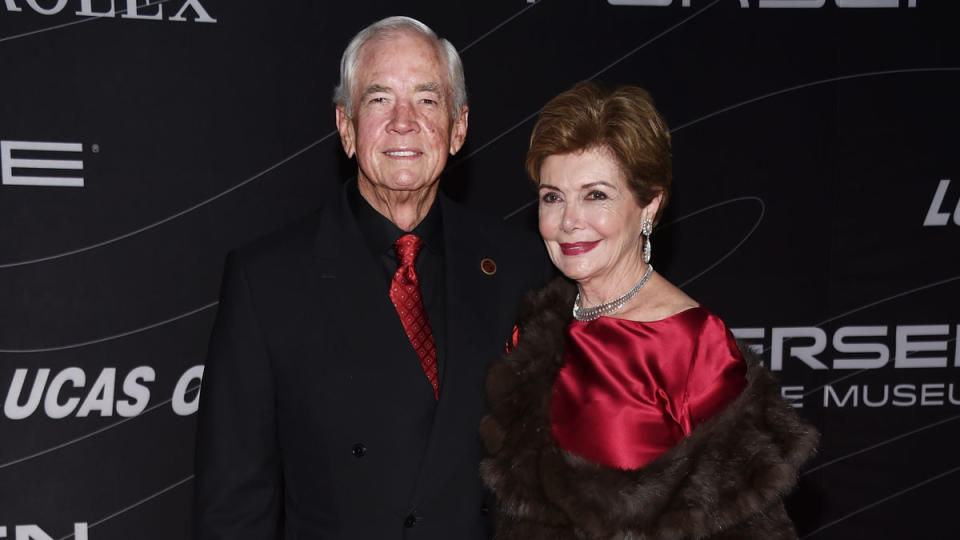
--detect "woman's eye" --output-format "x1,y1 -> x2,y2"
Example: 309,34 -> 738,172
586,190 -> 608,200
541,192 -> 561,203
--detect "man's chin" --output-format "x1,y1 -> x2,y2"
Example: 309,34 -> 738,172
357,175 -> 442,200
375,178 -> 440,194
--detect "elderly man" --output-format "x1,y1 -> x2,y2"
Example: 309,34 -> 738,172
193,16 -> 551,539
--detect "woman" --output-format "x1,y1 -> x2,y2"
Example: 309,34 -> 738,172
479,82 -> 818,539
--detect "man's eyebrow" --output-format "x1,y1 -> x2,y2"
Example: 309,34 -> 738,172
361,84 -> 391,97
415,82 -> 441,93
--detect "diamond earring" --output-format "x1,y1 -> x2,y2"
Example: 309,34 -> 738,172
641,218 -> 653,264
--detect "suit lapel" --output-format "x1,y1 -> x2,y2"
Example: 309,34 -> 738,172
317,185 -> 422,378
408,195 -> 503,506
318,185 -> 507,508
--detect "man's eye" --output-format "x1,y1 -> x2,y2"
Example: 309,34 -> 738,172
421,98 -> 437,105
369,97 -> 387,104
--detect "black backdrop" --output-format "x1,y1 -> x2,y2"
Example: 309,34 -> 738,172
2,1 -> 958,538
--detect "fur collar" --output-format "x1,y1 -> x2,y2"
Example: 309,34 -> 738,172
479,278 -> 819,539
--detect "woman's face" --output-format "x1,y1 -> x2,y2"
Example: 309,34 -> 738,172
538,147 -> 657,287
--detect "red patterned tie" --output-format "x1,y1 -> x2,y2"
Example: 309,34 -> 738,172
390,234 -> 439,400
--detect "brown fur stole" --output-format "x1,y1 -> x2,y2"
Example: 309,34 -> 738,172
479,277 -> 819,539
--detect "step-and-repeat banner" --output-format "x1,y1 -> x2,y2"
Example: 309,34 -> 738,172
1,1 -> 957,538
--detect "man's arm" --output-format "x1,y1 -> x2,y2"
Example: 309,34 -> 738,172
193,252 -> 282,539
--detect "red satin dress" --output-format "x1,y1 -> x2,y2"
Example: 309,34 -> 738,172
550,307 -> 747,470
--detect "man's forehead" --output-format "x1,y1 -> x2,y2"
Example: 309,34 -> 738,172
361,82 -> 442,96
356,32 -> 445,76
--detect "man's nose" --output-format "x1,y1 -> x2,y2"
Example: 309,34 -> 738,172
389,101 -> 419,134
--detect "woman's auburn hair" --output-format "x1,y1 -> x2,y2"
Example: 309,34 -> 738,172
526,81 -> 672,223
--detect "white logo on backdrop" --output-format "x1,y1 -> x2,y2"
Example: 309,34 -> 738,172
733,324 -> 960,371
0,140 -> 84,187
2,365 -> 203,419
0,523 -> 89,540
923,179 -> 960,226
2,0 -> 216,23
605,0 -> 917,7
733,325 -> 960,410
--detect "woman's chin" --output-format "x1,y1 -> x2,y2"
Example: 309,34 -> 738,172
555,265 -> 594,283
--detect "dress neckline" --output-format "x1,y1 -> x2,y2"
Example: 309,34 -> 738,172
570,305 -> 705,326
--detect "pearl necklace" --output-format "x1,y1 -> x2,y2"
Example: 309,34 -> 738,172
572,264 -> 654,322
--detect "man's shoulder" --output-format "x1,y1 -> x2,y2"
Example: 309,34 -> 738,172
440,195 -> 553,290
440,195 -> 541,251
230,204 -> 332,268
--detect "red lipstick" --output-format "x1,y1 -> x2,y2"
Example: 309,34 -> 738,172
560,241 -> 600,255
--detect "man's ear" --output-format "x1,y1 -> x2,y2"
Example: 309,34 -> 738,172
448,105 -> 469,155
335,105 -> 356,158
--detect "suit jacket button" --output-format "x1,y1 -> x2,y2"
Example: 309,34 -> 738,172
404,514 -> 417,528
351,443 -> 366,458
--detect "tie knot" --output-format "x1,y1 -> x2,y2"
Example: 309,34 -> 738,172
394,233 -> 423,267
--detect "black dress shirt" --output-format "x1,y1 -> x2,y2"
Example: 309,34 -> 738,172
347,179 -> 447,383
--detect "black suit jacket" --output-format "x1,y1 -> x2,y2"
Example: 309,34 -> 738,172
193,181 -> 551,539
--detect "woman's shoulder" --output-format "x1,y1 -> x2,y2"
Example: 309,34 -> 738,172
516,276 -> 576,325
616,272 -> 700,323
493,277 -> 574,387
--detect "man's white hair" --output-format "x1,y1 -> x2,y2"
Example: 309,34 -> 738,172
332,16 -> 467,118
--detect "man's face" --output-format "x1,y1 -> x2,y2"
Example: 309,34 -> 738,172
336,31 -> 468,198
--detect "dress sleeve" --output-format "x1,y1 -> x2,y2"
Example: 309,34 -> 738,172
680,313 -> 747,434
505,324 -> 520,353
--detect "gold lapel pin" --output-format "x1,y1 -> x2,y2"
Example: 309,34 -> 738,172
480,257 -> 497,275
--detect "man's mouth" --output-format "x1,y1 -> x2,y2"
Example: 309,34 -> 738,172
384,150 -> 420,157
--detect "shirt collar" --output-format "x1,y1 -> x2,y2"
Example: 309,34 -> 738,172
348,178 -> 444,258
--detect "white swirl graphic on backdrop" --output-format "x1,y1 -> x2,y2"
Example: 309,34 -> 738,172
669,197 -> 765,288
0,0 -> 175,44
0,0 -> 723,270
671,67 -> 960,132
3,3 -> 955,533
0,197 -> 760,353
55,474 -> 194,540
4,3 -> 555,536
459,0 -> 721,164
0,134 -> 336,269
0,385 -> 198,471
800,464 -> 960,539
0,302 -> 218,354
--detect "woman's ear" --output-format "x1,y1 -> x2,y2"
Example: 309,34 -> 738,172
644,191 -> 664,223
